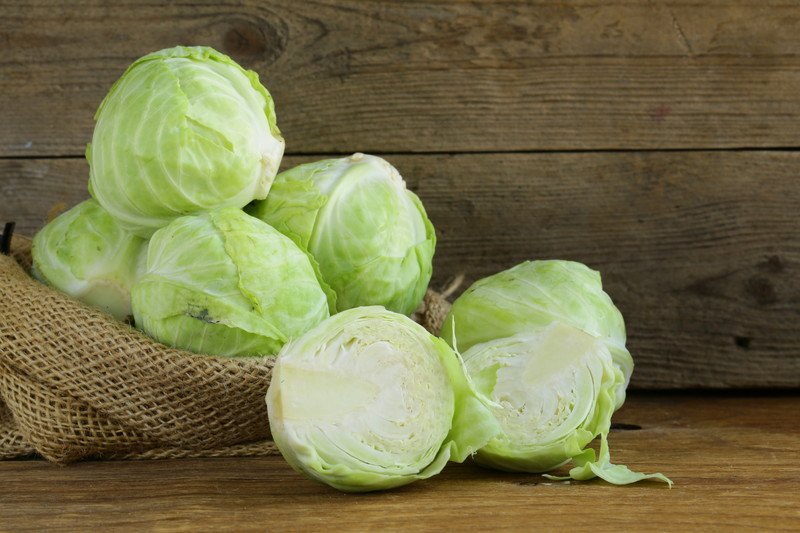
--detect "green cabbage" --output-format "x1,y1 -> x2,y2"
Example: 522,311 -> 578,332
131,208 -> 331,357
266,306 -> 500,492
247,153 -> 435,315
31,199 -> 147,321
442,260 -> 670,485
88,46 -> 284,237
461,321 -> 671,486
441,260 -> 634,408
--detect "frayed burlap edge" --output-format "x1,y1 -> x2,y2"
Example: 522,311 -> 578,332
0,235 -> 452,463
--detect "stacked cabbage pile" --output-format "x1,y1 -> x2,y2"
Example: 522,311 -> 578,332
32,46 -> 670,492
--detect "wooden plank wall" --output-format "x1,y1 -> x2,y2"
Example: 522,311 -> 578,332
1,1 -> 798,388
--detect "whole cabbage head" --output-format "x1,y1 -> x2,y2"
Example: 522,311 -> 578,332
441,260 -> 634,408
88,46 -> 285,237
247,153 -> 435,316
266,306 -> 500,492
460,321 -> 671,486
131,208 -> 332,357
31,199 -> 147,321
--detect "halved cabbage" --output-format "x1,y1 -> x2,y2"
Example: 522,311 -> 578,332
461,321 -> 671,486
266,306 -> 499,492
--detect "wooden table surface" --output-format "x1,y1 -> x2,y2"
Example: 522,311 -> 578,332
1,393 -> 798,531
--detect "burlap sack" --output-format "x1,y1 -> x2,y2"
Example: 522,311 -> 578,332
0,235 -> 452,464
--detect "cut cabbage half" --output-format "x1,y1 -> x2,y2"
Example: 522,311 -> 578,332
462,321 -> 672,486
266,306 -> 500,492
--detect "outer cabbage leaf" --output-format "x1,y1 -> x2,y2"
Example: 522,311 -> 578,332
131,208 -> 329,356
266,306 -> 500,492
31,199 -> 147,321
88,46 -> 285,237
247,153 -> 435,316
442,260 -> 633,408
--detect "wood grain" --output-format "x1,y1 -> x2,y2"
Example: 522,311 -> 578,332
3,1 -> 800,156
1,394 -> 798,531
1,152 -> 797,389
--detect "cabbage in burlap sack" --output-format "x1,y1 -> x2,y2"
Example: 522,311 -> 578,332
0,235 -> 452,464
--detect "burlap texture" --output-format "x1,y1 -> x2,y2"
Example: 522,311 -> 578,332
0,235 -> 452,463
